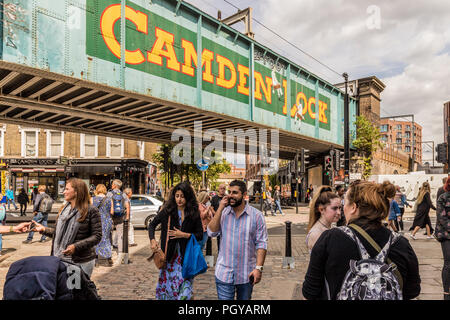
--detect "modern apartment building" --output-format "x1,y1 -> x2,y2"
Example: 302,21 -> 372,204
379,119 -> 422,164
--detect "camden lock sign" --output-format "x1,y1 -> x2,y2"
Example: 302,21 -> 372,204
86,0 -> 331,130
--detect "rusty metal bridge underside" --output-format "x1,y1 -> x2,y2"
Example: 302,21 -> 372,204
0,61 -> 341,159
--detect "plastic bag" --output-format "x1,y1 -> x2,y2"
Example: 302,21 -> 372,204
182,235 -> 207,279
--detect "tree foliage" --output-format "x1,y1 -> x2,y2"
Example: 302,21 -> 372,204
152,144 -> 231,191
352,116 -> 384,179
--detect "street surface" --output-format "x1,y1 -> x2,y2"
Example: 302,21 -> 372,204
0,207 -> 444,300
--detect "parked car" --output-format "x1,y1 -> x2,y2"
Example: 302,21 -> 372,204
129,194 -> 163,229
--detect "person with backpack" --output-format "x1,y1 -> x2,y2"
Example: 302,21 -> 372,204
30,178 -> 102,278
17,188 -> 29,217
107,179 -> 130,265
435,177 -> 450,300
23,185 -> 54,244
92,184 -> 113,267
302,180 -> 421,300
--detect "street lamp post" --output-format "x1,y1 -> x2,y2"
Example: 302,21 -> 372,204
343,72 -> 350,188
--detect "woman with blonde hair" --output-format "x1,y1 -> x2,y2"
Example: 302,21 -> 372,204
303,180 -> 420,300
409,182 -> 435,240
197,191 -> 215,250
31,178 -> 102,277
92,184 -> 113,267
306,186 -> 341,253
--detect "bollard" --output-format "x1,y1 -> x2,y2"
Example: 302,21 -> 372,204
122,219 -> 129,264
205,236 -> 214,267
282,221 -> 295,269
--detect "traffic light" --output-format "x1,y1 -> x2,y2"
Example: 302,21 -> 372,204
334,150 -> 343,170
324,155 -> 333,176
435,143 -> 448,164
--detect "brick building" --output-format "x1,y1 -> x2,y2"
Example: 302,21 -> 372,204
0,123 -> 159,200
379,119 -> 422,164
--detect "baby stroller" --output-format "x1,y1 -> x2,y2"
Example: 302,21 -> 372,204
3,256 -> 100,300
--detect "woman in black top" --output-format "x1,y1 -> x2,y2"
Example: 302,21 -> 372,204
148,181 -> 203,300
409,182 -> 436,240
435,178 -> 450,300
17,188 -> 29,216
302,180 -> 421,300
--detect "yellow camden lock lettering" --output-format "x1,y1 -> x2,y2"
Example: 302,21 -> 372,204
99,4 -> 329,123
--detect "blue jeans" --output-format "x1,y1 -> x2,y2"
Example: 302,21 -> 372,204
0,234 -> 2,251
27,212 -> 48,241
7,199 -> 17,210
274,200 -> 283,215
200,231 -> 208,250
215,277 -> 253,300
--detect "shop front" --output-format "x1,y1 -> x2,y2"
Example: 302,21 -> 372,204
7,158 -> 66,201
67,159 -> 148,194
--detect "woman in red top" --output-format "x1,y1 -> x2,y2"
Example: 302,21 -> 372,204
197,191 -> 215,250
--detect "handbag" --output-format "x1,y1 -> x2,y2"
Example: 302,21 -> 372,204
147,216 -> 171,269
182,234 -> 208,279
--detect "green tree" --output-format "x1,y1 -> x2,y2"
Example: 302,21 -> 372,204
152,144 -> 231,191
352,115 -> 384,180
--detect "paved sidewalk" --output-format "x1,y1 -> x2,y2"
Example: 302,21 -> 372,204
0,208 -> 444,300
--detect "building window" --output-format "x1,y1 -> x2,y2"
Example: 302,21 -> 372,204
380,124 -> 388,132
396,133 -> 402,138
20,128 -> 40,158
46,131 -> 64,157
80,134 -> 98,158
405,125 -> 411,130
396,124 -> 402,131
405,146 -> 411,152
106,137 -> 124,158
405,132 -> 410,138
396,138 -> 402,144
0,125 -> 5,157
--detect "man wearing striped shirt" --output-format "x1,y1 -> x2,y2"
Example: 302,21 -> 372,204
207,180 -> 268,300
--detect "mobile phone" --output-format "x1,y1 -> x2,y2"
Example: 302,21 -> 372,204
249,274 -> 254,285
28,221 -> 36,232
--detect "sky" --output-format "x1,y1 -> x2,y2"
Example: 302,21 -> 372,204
185,0 -> 450,166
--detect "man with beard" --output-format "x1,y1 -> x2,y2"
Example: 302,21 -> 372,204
207,180 -> 268,300
210,183 -> 227,251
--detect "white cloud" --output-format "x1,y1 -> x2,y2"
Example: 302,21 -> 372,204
186,0 -> 450,156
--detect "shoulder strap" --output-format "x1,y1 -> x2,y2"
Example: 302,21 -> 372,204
349,224 -> 403,289
96,196 -> 108,209
164,215 -> 171,257
337,226 -> 370,259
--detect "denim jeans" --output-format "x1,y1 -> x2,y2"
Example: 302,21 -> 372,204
7,198 -> 18,210
27,212 -> 48,241
215,277 -> 253,300
274,200 -> 283,215
200,231 -> 208,250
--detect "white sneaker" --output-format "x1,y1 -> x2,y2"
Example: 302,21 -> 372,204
409,233 -> 416,240
426,236 -> 433,239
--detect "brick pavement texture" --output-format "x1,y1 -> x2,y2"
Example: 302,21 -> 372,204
0,211 -> 444,300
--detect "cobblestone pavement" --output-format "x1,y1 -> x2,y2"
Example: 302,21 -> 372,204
0,207 -> 444,300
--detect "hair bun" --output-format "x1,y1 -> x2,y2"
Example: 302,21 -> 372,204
378,181 -> 396,199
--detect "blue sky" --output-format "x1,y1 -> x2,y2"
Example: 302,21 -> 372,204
186,0 -> 450,164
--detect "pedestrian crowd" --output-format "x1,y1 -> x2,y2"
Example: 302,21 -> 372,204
0,176 -> 448,301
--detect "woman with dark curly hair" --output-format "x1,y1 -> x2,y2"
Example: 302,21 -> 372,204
148,181 -> 203,300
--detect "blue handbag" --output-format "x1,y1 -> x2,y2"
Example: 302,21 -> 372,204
182,235 -> 208,279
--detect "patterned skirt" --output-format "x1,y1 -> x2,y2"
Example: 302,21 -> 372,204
95,215 -> 113,259
156,245 -> 193,300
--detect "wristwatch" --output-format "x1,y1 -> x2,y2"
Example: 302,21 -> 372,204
255,265 -> 264,272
